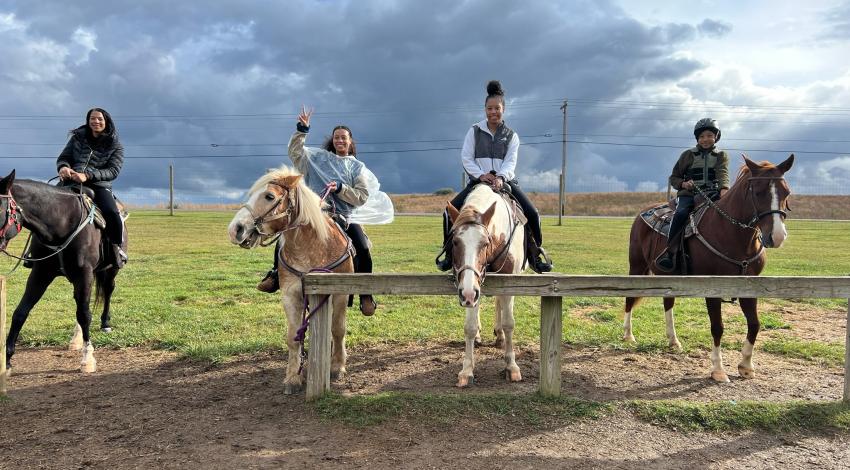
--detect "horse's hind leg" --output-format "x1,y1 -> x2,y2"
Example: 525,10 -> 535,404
663,297 -> 682,351
72,273 -> 97,373
492,302 -> 504,349
706,297 -> 729,383
99,270 -> 118,332
497,295 -> 521,383
623,297 -> 641,343
457,305 -> 480,388
737,298 -> 759,379
6,269 -> 56,371
330,295 -> 348,380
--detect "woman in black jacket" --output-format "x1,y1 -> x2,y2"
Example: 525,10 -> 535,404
57,107 -> 127,268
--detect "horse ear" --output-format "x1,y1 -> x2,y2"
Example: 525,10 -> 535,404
0,169 -> 14,194
743,153 -> 759,172
480,202 -> 497,226
777,154 -> 794,174
446,203 -> 460,224
282,174 -> 302,188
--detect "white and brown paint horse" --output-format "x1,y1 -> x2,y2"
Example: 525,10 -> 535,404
446,183 -> 525,388
625,154 -> 794,382
228,166 -> 353,394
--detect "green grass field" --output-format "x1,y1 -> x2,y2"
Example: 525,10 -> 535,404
2,212 -> 848,364
3,211 -> 850,431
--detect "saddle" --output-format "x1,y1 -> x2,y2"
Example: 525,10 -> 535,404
639,199 -> 709,239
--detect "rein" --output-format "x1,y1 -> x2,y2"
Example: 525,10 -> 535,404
691,175 -> 787,274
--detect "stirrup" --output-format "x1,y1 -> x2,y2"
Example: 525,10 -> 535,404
655,252 -> 676,273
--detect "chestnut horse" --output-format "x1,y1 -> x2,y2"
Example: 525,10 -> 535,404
445,184 -> 525,388
624,154 -> 794,382
228,166 -> 353,394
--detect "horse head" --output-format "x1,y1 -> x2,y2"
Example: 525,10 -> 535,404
229,166 -> 330,249
0,169 -> 23,251
740,154 -> 794,248
447,200 -> 497,308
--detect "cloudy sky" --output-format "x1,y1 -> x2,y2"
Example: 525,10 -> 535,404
2,0 -> 850,204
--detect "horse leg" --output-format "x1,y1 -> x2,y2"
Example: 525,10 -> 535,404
706,297 -> 729,383
72,273 -> 97,373
492,301 -> 504,349
663,297 -> 682,351
623,297 -> 641,343
457,304 -> 480,388
282,293 -> 304,395
330,295 -> 348,380
474,312 -> 482,347
99,270 -> 118,332
497,295 -> 521,382
5,269 -> 56,372
737,298 -> 759,379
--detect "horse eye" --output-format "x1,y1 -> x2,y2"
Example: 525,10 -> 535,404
265,193 -> 275,201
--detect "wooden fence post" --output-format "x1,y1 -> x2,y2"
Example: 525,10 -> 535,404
539,296 -> 563,396
1,276 -> 6,396
306,294 -> 331,401
844,299 -> 849,403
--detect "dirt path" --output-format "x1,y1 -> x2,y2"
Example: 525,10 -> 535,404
1,343 -> 848,470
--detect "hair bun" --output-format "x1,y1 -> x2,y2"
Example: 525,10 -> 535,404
486,80 -> 503,96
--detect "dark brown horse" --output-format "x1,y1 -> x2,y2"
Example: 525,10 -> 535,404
0,170 -> 127,374
624,154 -> 794,382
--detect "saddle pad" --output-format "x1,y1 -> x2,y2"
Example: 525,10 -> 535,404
82,195 -> 107,229
639,202 -> 709,238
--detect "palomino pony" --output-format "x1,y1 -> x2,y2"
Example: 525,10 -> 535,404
624,154 -> 794,382
0,170 -> 127,374
228,166 -> 354,394
445,183 -> 525,388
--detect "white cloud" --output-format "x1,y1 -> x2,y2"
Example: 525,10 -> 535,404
71,27 -> 98,65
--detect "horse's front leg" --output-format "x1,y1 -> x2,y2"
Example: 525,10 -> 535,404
282,290 -> 304,395
663,297 -> 683,351
457,304 -> 480,388
72,272 -> 97,373
6,268 -> 57,372
330,295 -> 348,380
99,270 -> 118,332
706,297 -> 729,382
492,301 -> 504,349
737,298 -> 759,379
496,295 -> 521,382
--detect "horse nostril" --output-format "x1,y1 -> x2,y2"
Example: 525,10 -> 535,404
235,224 -> 245,240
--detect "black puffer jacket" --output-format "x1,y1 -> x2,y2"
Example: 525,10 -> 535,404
56,127 -> 124,189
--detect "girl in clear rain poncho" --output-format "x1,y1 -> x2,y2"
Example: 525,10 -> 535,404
257,106 -> 393,316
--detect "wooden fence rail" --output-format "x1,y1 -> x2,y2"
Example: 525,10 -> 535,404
1,276 -> 6,397
302,274 -> 850,402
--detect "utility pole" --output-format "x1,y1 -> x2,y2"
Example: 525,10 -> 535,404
559,100 -> 568,226
169,163 -> 174,216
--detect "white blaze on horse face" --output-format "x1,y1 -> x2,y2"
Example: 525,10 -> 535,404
457,227 -> 483,307
769,181 -> 788,247
227,190 -> 262,247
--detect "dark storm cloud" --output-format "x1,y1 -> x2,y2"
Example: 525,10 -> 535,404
697,19 -> 732,38
2,0 -> 794,203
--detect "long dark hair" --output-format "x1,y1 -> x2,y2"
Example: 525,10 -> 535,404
322,125 -> 357,156
78,107 -> 118,148
485,80 -> 505,106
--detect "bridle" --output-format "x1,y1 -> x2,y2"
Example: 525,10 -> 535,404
0,192 -> 22,250
240,181 -> 298,246
450,208 -> 519,286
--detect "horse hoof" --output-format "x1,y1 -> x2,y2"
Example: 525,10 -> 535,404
623,334 -> 636,344
101,327 -> 112,333
738,365 -> 755,379
81,362 -> 97,374
669,340 -> 683,352
504,369 -> 522,383
457,375 -> 473,388
710,370 -> 730,383
330,369 -> 346,381
284,383 -> 303,395
474,337 -> 482,347
494,338 -> 504,349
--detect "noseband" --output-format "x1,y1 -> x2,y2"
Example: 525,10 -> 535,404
695,176 -> 788,231
0,192 -> 23,246
240,182 -> 297,243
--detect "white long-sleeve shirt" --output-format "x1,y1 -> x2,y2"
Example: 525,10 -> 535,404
460,119 -> 519,181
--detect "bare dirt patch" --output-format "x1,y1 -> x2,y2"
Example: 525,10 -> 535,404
1,341 -> 847,469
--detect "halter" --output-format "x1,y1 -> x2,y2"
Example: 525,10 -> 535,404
449,203 -> 520,286
240,181 -> 297,245
0,192 -> 22,247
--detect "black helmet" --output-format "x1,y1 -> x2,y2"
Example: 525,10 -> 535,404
694,118 -> 720,142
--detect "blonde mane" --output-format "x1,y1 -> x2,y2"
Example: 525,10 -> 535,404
248,165 -> 330,242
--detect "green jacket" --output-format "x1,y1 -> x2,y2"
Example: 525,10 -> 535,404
669,146 -> 730,197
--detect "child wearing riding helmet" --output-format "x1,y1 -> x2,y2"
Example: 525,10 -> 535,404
436,80 -> 552,274
656,118 -> 730,272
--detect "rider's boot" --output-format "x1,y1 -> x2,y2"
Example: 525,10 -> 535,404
257,269 -> 280,293
360,294 -> 378,316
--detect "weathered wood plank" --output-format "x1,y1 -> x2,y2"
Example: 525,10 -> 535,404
1,277 -> 6,396
844,300 -> 849,403
305,294 -> 331,401
303,273 -> 850,299
539,296 -> 562,397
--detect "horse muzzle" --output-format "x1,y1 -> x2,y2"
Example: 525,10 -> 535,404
229,222 -> 260,249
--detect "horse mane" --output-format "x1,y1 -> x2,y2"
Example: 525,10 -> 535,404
454,185 -> 497,227
727,159 -> 777,197
248,166 -> 330,242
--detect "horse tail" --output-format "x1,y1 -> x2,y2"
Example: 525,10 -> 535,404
93,269 -> 107,310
